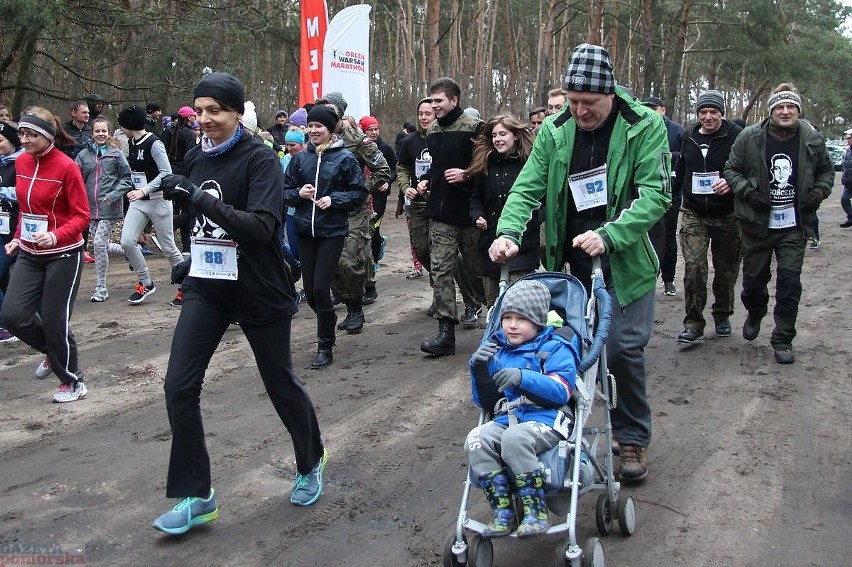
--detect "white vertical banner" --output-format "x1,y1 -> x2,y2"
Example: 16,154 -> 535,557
321,4 -> 372,120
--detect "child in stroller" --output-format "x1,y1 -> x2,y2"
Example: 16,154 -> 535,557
465,279 -> 580,539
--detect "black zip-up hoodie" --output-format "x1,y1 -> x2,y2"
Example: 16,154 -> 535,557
424,106 -> 483,225
674,119 -> 742,218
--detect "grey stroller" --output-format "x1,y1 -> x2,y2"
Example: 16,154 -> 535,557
442,265 -> 636,567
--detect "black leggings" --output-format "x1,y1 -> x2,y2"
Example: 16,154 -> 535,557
299,235 -> 345,312
1,250 -> 83,384
164,292 -> 324,497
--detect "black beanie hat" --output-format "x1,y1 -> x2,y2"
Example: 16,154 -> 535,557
194,72 -> 245,114
0,121 -> 20,149
118,105 -> 148,130
307,105 -> 340,133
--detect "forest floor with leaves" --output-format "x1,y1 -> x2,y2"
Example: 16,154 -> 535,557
1,174 -> 850,566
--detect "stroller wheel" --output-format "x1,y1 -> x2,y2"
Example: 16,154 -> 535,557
443,533 -> 468,567
595,494 -> 613,535
582,537 -> 605,567
468,535 -> 493,567
616,495 -> 636,536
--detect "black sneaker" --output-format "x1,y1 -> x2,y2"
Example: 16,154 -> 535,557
840,221 -> 852,228
714,319 -> 732,337
677,328 -> 703,343
663,282 -> 676,296
460,306 -> 481,328
128,282 -> 156,304
742,315 -> 762,341
773,347 -> 795,364
362,287 -> 378,306
169,289 -> 183,307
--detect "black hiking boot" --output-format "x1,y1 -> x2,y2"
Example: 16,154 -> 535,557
420,319 -> 455,356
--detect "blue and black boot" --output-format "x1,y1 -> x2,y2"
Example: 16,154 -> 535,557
479,470 -> 514,538
514,469 -> 550,538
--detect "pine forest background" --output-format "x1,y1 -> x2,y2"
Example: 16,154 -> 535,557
1,0 -> 851,137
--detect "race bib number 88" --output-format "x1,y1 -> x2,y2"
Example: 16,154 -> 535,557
189,237 -> 238,280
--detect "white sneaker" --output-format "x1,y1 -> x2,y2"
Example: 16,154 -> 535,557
52,381 -> 88,403
91,286 -> 109,302
35,357 -> 52,379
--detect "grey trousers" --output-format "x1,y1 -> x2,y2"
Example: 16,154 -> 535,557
607,288 -> 655,447
466,420 -> 562,479
120,198 -> 184,284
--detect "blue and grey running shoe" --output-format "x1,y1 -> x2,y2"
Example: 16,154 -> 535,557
378,235 -> 388,261
152,489 -> 218,535
291,449 -> 328,506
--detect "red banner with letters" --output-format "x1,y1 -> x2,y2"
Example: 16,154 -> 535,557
299,0 -> 329,107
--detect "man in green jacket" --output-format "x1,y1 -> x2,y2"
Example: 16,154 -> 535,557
724,83 -> 832,364
490,44 -> 671,482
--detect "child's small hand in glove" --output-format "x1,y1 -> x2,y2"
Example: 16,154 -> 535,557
493,368 -> 521,392
470,341 -> 498,365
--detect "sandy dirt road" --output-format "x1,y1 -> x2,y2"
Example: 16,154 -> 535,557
1,174 -> 850,566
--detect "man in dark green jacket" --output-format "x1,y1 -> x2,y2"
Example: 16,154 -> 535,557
724,83 -> 833,364
490,44 -> 671,482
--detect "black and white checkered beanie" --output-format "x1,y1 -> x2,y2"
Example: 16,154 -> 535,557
500,280 -> 551,329
563,43 -> 616,94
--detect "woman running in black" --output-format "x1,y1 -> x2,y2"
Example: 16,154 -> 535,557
151,73 -> 327,536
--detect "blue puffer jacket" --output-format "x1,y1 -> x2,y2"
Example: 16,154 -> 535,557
282,137 -> 368,238
469,325 -> 580,435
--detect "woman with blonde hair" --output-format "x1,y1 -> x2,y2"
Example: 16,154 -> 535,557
467,114 -> 541,306
75,117 -> 132,302
1,107 -> 90,402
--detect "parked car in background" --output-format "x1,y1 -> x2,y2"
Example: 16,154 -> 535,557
826,139 -> 845,171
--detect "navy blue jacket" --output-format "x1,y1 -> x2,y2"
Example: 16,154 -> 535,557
283,138 -> 367,238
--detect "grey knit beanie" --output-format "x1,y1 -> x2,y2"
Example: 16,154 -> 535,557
321,92 -> 348,118
500,280 -> 551,329
563,43 -> 616,94
695,90 -> 725,115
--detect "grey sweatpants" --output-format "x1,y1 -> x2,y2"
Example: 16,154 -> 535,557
120,198 -> 184,284
466,420 -> 562,479
607,288 -> 655,448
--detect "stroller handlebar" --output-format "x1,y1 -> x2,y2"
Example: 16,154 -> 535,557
578,266 -> 612,373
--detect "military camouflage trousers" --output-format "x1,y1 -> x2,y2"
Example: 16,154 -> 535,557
332,202 -> 370,301
679,209 -> 742,330
429,220 -> 484,323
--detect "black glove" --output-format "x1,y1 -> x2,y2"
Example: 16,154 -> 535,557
799,191 -> 823,214
161,174 -> 201,205
171,259 -> 191,284
744,189 -> 771,212
470,341 -> 498,366
493,368 -> 522,393
290,263 -> 302,283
